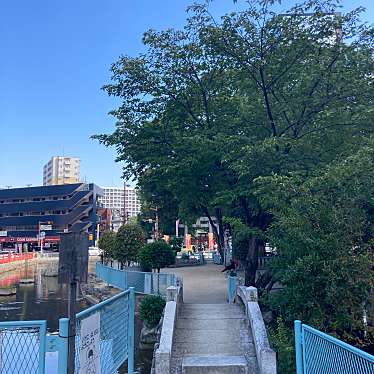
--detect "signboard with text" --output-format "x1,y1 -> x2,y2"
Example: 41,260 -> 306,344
0,231 -> 7,237
79,313 -> 101,374
0,236 -> 60,243
39,224 -> 52,231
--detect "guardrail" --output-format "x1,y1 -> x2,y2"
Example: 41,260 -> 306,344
227,274 -> 237,303
295,320 -> 374,373
0,290 -> 135,374
96,262 -> 176,296
0,320 -> 47,373
236,286 -> 277,374
0,252 -> 34,264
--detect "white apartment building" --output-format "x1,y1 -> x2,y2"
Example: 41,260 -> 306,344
99,186 -> 141,218
43,156 -> 80,186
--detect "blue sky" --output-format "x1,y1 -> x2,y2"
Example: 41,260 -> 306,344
1,1 -> 373,189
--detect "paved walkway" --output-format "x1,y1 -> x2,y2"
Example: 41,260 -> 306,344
163,262 -> 227,303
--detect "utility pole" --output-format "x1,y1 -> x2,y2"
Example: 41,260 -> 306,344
155,207 -> 159,240
123,182 -> 127,225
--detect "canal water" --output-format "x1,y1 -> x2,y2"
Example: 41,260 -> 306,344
0,259 -> 153,373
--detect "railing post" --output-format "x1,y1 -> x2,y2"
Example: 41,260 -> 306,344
294,320 -> 303,374
227,274 -> 237,304
58,318 -> 69,374
38,321 -> 47,374
128,287 -> 135,374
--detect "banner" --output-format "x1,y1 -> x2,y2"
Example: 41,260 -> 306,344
208,232 -> 215,250
185,234 -> 192,250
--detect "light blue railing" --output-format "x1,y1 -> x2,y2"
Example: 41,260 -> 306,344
295,320 -> 374,374
227,275 -> 237,304
96,262 -> 176,296
75,288 -> 135,374
0,291 -> 135,374
96,261 -> 128,289
0,320 -> 47,374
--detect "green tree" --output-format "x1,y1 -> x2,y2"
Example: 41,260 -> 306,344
114,223 -> 146,266
97,230 -> 116,262
255,143 -> 374,346
138,241 -> 175,273
95,0 -> 374,286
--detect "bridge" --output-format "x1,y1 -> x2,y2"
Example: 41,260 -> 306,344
0,261 -> 372,373
153,263 -> 276,374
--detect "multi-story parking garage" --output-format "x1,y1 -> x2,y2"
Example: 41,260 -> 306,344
0,183 -> 102,251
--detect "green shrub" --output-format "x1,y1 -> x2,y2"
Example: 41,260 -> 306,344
139,295 -> 166,327
138,241 -> 175,272
268,317 -> 295,374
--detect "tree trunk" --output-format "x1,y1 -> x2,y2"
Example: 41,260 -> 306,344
244,237 -> 263,286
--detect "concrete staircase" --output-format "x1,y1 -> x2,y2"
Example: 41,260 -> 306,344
170,304 -> 259,374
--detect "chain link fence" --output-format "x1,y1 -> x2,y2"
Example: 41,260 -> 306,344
0,320 -> 47,374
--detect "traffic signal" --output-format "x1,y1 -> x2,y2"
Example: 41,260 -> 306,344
88,233 -> 93,241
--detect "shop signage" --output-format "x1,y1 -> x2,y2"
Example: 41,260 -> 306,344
40,224 -> 52,231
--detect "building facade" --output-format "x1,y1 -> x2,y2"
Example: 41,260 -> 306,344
0,183 -> 102,250
43,156 -> 80,186
98,186 -> 141,221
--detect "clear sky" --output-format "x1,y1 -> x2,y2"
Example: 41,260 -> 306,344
1,0 -> 373,189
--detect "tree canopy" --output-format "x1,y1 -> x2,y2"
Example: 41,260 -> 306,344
138,241 -> 175,272
114,223 -> 146,265
95,0 -> 374,364
95,0 -> 374,286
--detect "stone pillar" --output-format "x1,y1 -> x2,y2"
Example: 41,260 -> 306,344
246,286 -> 258,302
166,286 -> 178,302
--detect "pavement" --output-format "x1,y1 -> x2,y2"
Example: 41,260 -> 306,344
163,262 -> 227,303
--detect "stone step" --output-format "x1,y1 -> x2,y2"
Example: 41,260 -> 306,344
174,329 -> 251,344
179,310 -> 244,320
182,304 -> 242,311
176,318 -> 248,330
182,355 -> 249,374
172,342 -> 245,356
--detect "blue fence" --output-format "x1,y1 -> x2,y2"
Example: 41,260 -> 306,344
0,320 -> 47,373
295,320 -> 374,374
96,261 -> 128,289
75,288 -> 134,374
0,290 -> 135,374
96,262 -> 176,295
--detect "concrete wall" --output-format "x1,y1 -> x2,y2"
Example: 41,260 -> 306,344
237,286 -> 277,374
154,285 -> 183,374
